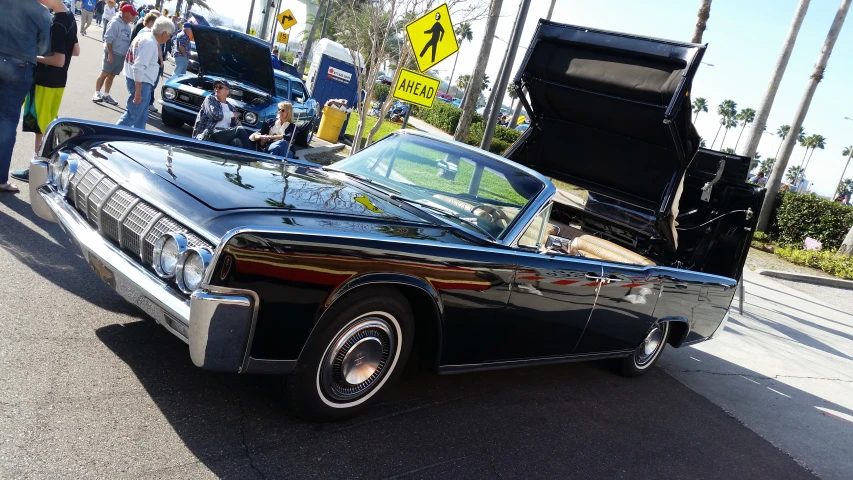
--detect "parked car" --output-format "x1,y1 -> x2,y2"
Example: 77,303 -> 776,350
376,75 -> 393,85
161,25 -> 318,146
515,123 -> 529,132
28,20 -> 762,422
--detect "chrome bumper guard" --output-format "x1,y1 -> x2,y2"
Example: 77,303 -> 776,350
31,160 -> 254,373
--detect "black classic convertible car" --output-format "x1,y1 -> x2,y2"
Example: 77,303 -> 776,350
28,21 -> 763,421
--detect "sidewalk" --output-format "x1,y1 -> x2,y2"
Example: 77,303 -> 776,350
406,116 -> 452,139
659,269 -> 853,480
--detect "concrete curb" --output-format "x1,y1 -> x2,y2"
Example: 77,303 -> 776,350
759,269 -> 853,290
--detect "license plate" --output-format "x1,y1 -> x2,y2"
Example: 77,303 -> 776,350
179,94 -> 189,101
88,253 -> 116,289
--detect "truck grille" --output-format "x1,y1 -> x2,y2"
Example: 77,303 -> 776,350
67,161 -> 215,282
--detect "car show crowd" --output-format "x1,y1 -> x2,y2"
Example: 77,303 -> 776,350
0,0 -> 301,193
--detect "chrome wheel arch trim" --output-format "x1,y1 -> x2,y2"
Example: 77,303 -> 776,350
315,311 -> 404,409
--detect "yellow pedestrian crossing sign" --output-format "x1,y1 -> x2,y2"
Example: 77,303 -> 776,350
277,9 -> 298,31
392,68 -> 441,108
405,3 -> 458,72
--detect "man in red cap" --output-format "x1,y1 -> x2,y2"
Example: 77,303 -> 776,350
92,3 -> 136,106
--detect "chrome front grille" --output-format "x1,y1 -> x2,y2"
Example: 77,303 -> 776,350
65,161 -> 215,288
87,176 -> 117,226
101,189 -> 137,242
121,202 -> 160,258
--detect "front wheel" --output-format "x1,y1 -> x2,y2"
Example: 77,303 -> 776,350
281,287 -> 413,421
160,108 -> 184,129
619,321 -> 670,377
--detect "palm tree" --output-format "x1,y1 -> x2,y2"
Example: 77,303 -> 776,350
836,146 -> 853,198
838,178 -> 853,197
775,125 -> 790,158
711,99 -> 737,149
184,0 -> 213,14
691,0 -> 712,43
721,147 -> 736,154
456,74 -> 471,90
444,22 -> 473,94
733,107 -> 756,149
692,97 -> 708,123
759,157 -> 775,175
749,152 -> 762,171
757,0 -> 851,232
786,165 -> 805,185
699,137 -> 707,148
802,133 -> 826,174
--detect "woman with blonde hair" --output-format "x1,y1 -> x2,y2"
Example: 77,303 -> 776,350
254,101 -> 297,158
101,0 -> 117,39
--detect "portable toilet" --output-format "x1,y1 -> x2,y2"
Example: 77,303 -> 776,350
306,39 -> 364,139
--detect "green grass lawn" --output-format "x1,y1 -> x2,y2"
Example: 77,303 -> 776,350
344,115 -> 405,149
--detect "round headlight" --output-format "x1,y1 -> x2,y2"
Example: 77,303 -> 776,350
176,248 -> 212,293
152,233 -> 187,278
244,112 -> 258,125
47,152 -> 65,185
57,155 -> 77,196
163,87 -> 177,100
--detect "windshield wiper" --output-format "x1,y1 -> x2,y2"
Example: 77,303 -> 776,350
322,167 -> 401,194
389,195 -> 495,240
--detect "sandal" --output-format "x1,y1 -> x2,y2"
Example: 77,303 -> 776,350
0,183 -> 20,193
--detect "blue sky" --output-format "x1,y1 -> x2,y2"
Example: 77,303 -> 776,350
175,0 -> 853,197
448,0 -> 853,197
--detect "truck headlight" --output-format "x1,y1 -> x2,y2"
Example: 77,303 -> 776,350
153,233 -> 187,278
244,112 -> 258,125
163,87 -> 177,100
176,248 -> 212,293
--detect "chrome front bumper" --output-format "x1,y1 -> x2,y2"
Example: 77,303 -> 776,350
31,160 -> 256,373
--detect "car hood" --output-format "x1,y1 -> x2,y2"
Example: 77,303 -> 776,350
506,20 -> 705,230
107,142 -> 423,223
187,24 -> 275,96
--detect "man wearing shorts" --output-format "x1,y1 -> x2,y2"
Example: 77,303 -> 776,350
92,4 -> 134,105
79,0 -> 96,36
10,0 -> 79,183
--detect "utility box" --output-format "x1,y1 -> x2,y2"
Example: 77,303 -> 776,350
306,39 -> 363,140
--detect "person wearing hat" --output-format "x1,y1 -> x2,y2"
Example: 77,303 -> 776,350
93,3 -> 136,106
191,80 -> 251,150
116,16 -> 174,129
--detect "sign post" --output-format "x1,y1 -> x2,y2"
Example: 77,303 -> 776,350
405,3 -> 458,73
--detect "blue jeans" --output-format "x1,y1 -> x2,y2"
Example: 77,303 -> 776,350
267,139 -> 295,158
174,56 -> 188,76
117,78 -> 153,129
0,56 -> 33,184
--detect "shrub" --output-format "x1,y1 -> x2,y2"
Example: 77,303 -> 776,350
372,84 -> 390,103
279,51 -> 295,65
774,191 -> 853,250
410,102 -> 483,134
464,121 -> 511,154
775,247 -> 853,280
493,125 -> 521,144
752,231 -> 769,242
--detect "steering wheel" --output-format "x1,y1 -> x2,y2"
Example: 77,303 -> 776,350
472,204 -> 511,227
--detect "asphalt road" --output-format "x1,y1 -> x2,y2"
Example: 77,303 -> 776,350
0,22 -> 818,478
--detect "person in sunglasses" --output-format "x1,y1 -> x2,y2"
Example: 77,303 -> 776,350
191,79 -> 251,150
252,101 -> 296,158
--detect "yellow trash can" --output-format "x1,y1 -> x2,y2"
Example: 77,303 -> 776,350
317,106 -> 348,143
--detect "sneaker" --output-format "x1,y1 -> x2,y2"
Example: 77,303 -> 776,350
102,94 -> 118,106
149,105 -> 158,113
10,169 -> 29,183
92,92 -> 103,103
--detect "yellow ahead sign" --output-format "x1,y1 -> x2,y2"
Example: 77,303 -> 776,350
277,9 -> 297,30
393,69 -> 440,108
405,3 -> 458,72
277,31 -> 289,44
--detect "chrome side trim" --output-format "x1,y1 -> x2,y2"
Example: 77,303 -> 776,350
29,160 -> 55,223
439,349 -> 635,374
38,186 -> 191,334
189,290 -> 253,372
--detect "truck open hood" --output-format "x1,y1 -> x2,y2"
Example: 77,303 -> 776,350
505,20 -> 705,249
188,25 -> 275,96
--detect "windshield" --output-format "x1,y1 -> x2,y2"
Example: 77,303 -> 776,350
332,134 -> 545,239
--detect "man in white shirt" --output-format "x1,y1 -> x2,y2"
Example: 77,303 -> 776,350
116,16 -> 174,129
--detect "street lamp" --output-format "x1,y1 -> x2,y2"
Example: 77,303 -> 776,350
834,116 -> 853,197
701,61 -> 714,67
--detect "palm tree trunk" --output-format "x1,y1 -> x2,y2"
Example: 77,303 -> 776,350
711,123 -> 723,149
246,0 -> 256,34
758,0 -> 850,232
691,0 -> 712,43
840,223 -> 853,255
738,0 -> 810,158
455,0 -> 503,142
720,126 -> 730,149
445,53 -> 459,94
776,138 -> 784,158
734,123 -> 747,149
297,0 -> 327,77
175,0 -> 184,15
693,111 -> 699,123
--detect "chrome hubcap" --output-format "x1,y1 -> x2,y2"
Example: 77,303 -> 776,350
636,324 -> 665,366
320,317 -> 395,403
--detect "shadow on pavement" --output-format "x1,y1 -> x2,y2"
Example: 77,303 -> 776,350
0,194 -> 142,315
96,320 -> 816,479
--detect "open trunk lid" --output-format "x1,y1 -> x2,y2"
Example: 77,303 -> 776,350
505,20 -> 706,250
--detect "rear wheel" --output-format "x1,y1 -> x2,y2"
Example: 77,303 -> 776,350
619,321 -> 669,377
281,287 -> 413,421
160,109 -> 184,129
